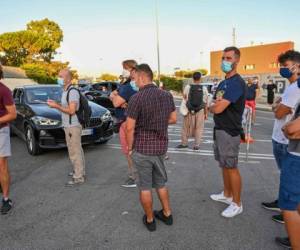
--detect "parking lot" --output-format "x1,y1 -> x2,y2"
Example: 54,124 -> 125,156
0,99 -> 285,250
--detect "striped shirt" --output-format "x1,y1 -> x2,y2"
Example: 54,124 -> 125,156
127,84 -> 175,155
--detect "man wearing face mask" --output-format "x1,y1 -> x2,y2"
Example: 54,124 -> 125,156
259,50 -> 300,250
110,60 -> 138,188
209,47 -> 246,218
47,69 -> 85,186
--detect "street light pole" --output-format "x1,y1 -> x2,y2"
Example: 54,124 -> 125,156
155,0 -> 161,85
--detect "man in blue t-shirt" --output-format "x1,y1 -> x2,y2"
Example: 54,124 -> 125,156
209,47 -> 246,218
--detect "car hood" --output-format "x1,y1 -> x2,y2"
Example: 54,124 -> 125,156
28,101 -> 108,120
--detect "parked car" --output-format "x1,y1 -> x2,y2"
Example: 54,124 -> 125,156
79,82 -> 120,114
10,85 -> 114,155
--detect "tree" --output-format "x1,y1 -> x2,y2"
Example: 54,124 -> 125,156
174,68 -> 208,79
98,73 -> 119,82
26,18 -> 63,62
0,18 -> 63,66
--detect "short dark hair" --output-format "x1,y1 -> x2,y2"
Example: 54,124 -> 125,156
278,50 -> 300,64
193,71 -> 202,81
223,46 -> 241,58
135,64 -> 153,80
0,65 -> 3,79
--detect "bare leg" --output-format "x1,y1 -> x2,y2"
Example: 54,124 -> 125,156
140,190 -> 154,222
222,168 -> 232,198
0,158 -> 10,198
228,168 -> 242,206
156,187 -> 172,216
283,210 -> 300,250
127,155 -> 134,179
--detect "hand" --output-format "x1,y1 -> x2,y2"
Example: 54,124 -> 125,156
47,99 -> 59,109
121,103 -> 128,109
204,113 -> 208,120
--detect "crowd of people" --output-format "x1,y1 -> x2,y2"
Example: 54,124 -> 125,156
0,46 -> 300,249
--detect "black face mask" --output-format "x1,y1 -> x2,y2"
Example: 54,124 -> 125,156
297,77 -> 300,88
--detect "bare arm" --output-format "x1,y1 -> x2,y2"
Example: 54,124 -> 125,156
274,104 -> 292,119
111,94 -> 126,108
283,117 -> 300,139
0,105 -> 17,124
126,117 -> 136,153
168,111 -> 177,124
47,100 -> 77,115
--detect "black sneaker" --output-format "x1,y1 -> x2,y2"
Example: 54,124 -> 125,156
261,199 -> 281,212
1,198 -> 13,215
121,178 -> 137,188
275,237 -> 291,249
272,214 -> 285,224
142,215 -> 156,232
154,210 -> 173,225
176,144 -> 188,149
193,146 -> 200,151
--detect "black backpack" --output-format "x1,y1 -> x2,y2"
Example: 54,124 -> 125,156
186,84 -> 204,113
66,87 -> 92,128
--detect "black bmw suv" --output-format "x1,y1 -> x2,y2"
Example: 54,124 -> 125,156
11,85 -> 114,155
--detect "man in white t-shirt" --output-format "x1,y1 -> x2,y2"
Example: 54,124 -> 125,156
259,50 -> 300,249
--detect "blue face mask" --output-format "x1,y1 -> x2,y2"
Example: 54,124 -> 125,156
279,67 -> 293,79
221,60 -> 233,73
297,77 -> 300,88
57,78 -> 64,86
130,81 -> 139,91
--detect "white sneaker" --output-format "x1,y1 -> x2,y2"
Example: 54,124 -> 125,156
221,202 -> 243,218
210,191 -> 233,205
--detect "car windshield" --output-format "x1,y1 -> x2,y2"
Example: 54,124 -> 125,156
25,87 -> 62,104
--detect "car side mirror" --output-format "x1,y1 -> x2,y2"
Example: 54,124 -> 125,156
86,95 -> 94,101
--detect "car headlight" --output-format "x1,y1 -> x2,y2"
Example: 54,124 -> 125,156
101,111 -> 112,122
32,116 -> 61,126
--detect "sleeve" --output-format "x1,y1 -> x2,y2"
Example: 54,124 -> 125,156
3,88 -> 14,106
118,85 -> 135,102
223,82 -> 243,103
127,95 -> 141,120
183,85 -> 190,96
169,94 -> 176,113
281,86 -> 300,109
69,89 -> 80,104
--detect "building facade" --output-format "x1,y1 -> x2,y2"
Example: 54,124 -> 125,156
210,41 -> 295,94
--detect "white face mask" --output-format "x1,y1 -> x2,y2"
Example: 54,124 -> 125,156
122,69 -> 130,78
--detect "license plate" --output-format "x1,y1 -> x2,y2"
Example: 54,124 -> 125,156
81,129 -> 93,136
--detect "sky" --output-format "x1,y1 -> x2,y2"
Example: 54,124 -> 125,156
1,0 -> 300,77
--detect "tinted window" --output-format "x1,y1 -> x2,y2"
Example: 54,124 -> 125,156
25,87 -> 62,104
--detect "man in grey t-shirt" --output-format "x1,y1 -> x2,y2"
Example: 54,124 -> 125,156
47,69 -> 85,186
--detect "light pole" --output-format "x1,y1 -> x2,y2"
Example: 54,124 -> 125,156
155,0 -> 161,85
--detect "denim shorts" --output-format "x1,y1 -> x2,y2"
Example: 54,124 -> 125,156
278,153 -> 300,211
0,126 -> 11,157
272,139 -> 288,170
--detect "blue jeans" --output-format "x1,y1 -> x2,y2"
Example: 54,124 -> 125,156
272,139 -> 288,170
279,153 -> 300,211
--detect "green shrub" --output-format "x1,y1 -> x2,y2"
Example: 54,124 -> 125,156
156,76 -> 184,92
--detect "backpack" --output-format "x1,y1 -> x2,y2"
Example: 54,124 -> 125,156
186,84 -> 204,113
66,87 -> 92,128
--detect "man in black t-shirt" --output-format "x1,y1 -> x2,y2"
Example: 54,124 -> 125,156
209,47 -> 246,218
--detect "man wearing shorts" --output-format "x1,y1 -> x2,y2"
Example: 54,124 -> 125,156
245,78 -> 259,124
126,64 -> 177,232
210,47 -> 246,218
0,65 -> 17,214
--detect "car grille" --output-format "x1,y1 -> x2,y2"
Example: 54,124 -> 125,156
89,117 -> 102,128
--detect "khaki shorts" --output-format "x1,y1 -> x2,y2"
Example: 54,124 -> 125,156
0,126 -> 11,157
213,129 -> 240,168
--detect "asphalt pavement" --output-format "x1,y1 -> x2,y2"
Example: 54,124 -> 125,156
0,99 -> 285,250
